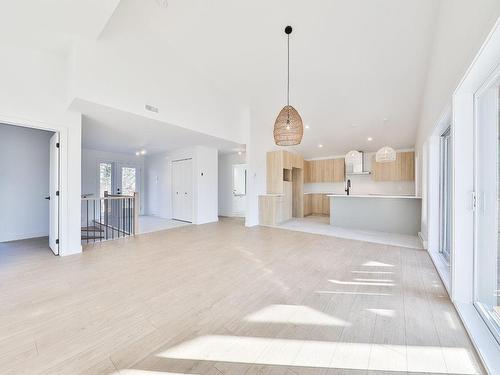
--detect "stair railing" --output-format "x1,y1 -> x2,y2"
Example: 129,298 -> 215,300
81,192 -> 140,244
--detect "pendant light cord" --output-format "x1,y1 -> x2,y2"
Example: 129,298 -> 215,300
287,32 -> 290,122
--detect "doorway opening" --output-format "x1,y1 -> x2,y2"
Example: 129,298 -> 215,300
0,123 -> 59,255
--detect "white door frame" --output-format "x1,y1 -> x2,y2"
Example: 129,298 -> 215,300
0,115 -> 69,255
452,19 -> 500,374
48,132 -> 60,255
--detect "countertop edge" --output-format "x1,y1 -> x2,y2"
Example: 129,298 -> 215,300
327,194 -> 421,199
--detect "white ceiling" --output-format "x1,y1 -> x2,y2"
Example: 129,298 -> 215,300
0,0 -> 120,53
78,100 -> 244,155
2,0 -> 441,157
100,0 -> 440,158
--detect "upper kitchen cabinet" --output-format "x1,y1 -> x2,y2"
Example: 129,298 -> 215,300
304,158 -> 345,183
266,150 -> 304,193
372,151 -> 415,181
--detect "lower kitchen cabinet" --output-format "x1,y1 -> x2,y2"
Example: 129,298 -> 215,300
304,193 -> 330,216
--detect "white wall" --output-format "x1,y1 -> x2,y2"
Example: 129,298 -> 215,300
81,148 -> 145,213
218,152 -> 246,217
415,1 -> 500,244
195,147 -> 219,224
145,146 -> 219,225
0,44 -> 82,255
0,125 -> 53,241
70,36 -> 247,147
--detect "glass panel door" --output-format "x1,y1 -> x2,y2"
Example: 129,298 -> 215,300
119,166 -> 137,196
439,127 -> 452,263
99,162 -> 113,197
474,80 -> 500,343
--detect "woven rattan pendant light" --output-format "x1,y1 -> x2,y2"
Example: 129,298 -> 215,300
274,26 -> 303,146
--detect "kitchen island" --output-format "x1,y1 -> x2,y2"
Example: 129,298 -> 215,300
327,194 -> 421,235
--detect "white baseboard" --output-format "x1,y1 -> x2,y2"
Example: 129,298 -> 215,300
0,232 -> 48,243
417,231 -> 427,249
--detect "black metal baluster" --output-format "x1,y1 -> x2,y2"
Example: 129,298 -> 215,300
99,200 -> 102,242
111,199 -> 114,240
86,200 -> 88,244
93,200 -> 96,244
118,199 -> 121,238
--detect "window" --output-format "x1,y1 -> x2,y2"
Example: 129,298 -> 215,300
439,127 -> 452,263
474,83 -> 500,343
99,162 -> 112,197
121,166 -> 137,196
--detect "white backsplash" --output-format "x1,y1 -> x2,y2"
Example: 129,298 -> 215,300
304,179 -> 416,196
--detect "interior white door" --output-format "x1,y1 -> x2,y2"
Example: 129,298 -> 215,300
182,159 -> 193,222
172,159 -> 193,222
232,164 -> 247,216
48,133 -> 59,255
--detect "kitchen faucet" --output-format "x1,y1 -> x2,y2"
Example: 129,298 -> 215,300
345,179 -> 351,195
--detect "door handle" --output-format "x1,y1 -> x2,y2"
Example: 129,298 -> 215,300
45,196 -> 50,200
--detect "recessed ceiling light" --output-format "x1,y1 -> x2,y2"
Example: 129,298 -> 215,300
140,150 -> 147,155
318,144 -> 323,148
305,125 -> 310,129
367,137 -> 373,141
135,151 -> 140,156
238,151 -> 242,155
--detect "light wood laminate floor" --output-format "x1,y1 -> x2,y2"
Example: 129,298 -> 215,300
0,218 -> 484,375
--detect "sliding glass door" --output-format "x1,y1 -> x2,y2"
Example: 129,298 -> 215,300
474,79 -> 500,343
439,127 -> 452,263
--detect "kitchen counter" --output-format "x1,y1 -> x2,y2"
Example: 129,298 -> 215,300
328,194 -> 421,235
327,194 -> 421,199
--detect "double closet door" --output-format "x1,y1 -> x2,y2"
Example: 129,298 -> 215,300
172,159 -> 193,222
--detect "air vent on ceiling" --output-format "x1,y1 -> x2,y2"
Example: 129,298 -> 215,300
145,104 -> 159,113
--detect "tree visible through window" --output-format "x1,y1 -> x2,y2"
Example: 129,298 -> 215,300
121,167 -> 136,196
99,163 -> 112,197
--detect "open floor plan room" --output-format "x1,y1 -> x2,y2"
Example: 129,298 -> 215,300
1,0 -> 500,374
0,219 -> 483,374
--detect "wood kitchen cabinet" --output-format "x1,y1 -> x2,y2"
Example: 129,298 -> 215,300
304,158 -> 345,183
303,193 -> 330,216
266,150 -> 304,193
372,151 -> 415,182
303,194 -> 312,216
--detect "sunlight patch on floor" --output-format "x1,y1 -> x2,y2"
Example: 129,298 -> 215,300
362,261 -> 394,267
366,308 -> 395,317
116,370 -> 194,375
244,304 -> 351,326
157,335 -> 479,374
328,279 -> 395,287
314,290 -> 392,296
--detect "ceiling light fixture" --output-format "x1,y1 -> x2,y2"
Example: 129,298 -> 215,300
367,137 -> 373,141
140,150 -> 147,155
318,144 -> 323,148
273,26 -> 303,146
305,125 -> 310,129
135,151 -> 140,156
345,150 -> 360,164
156,0 -> 168,8
376,146 -> 396,162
